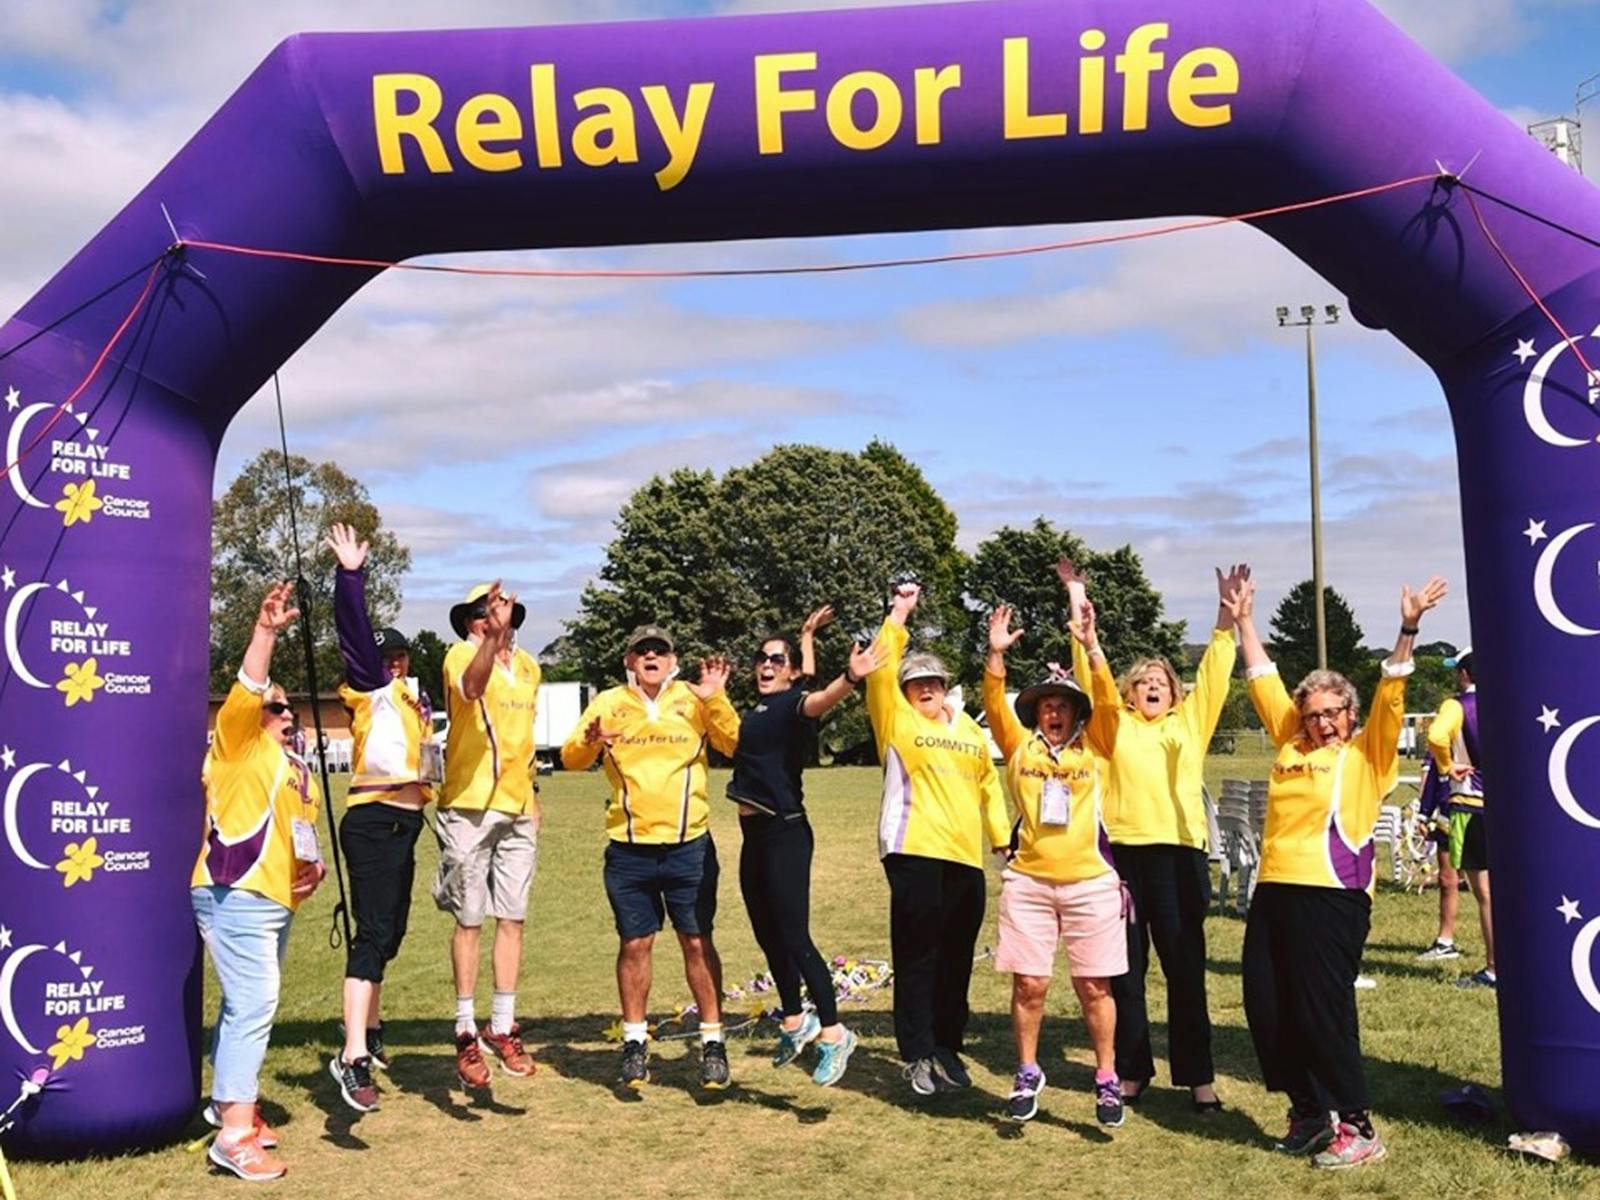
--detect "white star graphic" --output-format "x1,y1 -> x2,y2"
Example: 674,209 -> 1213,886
0,565 -> 13,592
0,746 -> 13,772
1523,519 -> 1548,546
1513,339 -> 1538,365
2,386 -> 18,412
0,926 -> 10,951
1539,706 -> 1562,733
1559,896 -> 1583,924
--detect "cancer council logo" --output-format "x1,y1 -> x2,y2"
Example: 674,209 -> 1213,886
0,568 -> 152,706
0,924 -> 144,1071
0,748 -> 149,889
2,385 -> 153,529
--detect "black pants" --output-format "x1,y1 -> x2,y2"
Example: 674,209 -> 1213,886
1243,882 -> 1372,1114
739,812 -> 838,1026
883,853 -> 986,1063
1110,843 -> 1214,1086
340,803 -> 425,982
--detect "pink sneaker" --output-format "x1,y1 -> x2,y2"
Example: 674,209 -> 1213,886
208,1132 -> 287,1181
1312,1122 -> 1387,1170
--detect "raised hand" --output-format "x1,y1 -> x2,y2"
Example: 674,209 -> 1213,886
801,605 -> 836,637
484,581 -> 518,640
256,582 -> 300,634
323,522 -> 369,572
691,655 -> 732,700
1216,562 -> 1250,602
988,604 -> 1024,653
848,638 -> 882,681
1069,598 -> 1099,648
1401,576 -> 1448,626
1223,574 -> 1257,624
889,579 -> 921,618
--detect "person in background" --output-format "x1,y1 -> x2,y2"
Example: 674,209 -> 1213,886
561,626 -> 740,1090
728,606 -> 880,1086
865,580 -> 1010,1098
985,597 -> 1126,1127
193,582 -> 325,1182
1427,649 -> 1495,990
1414,755 -> 1463,963
323,523 -> 438,1113
1236,571 -> 1447,1170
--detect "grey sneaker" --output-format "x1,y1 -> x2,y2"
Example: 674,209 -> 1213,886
772,1012 -> 821,1068
700,1040 -> 730,1090
620,1038 -> 650,1088
1416,939 -> 1461,962
811,1028 -> 858,1087
1274,1110 -> 1335,1155
1456,968 -> 1497,990
1095,1076 -> 1124,1127
1312,1123 -> 1388,1170
904,1057 -> 938,1097
1007,1066 -> 1046,1122
930,1047 -> 972,1090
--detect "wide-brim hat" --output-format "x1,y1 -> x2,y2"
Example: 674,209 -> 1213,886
1015,672 -> 1092,731
450,583 -> 526,640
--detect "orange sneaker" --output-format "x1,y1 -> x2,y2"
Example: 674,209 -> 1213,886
480,1023 -> 536,1077
203,1103 -> 279,1150
455,1030 -> 492,1089
208,1133 -> 287,1181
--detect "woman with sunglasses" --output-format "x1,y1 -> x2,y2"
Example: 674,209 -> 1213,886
192,582 -> 325,1182
1233,571 -> 1447,1170
728,606 -> 879,1086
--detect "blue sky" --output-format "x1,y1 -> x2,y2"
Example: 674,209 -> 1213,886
2,0 -> 1598,655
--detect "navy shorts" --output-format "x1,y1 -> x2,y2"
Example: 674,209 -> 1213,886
603,835 -> 719,940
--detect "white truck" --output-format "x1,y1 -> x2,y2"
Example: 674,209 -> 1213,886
428,680 -> 592,773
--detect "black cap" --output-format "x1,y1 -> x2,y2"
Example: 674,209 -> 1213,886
374,627 -> 410,657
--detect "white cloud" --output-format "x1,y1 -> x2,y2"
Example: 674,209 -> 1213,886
1370,0 -> 1533,63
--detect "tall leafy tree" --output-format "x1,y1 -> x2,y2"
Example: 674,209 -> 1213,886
210,450 -> 410,695
1266,579 -> 1365,687
408,629 -> 449,708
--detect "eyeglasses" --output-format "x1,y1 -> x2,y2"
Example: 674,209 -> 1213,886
633,640 -> 670,657
755,652 -> 789,667
468,606 -> 489,622
264,701 -> 294,716
1302,704 -> 1350,725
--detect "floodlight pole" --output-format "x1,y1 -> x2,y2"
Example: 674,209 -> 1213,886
1276,303 -> 1341,670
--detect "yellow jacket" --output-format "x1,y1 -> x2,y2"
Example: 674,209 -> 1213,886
867,619 -> 1010,868
1248,659 -> 1412,892
1073,627 -> 1235,848
561,680 -> 739,844
982,660 -> 1119,884
340,679 -> 438,807
193,676 -> 323,911
442,640 -> 541,815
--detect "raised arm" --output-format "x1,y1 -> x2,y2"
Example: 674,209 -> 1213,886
798,605 -> 834,679
218,583 -> 298,761
689,656 -> 740,756
1181,565 -> 1245,741
1073,601 -> 1122,757
802,637 -> 880,720
325,523 -> 388,692
461,582 -> 515,701
1361,577 -> 1447,781
982,604 -> 1028,760
1231,577 -> 1300,746
864,582 -> 918,750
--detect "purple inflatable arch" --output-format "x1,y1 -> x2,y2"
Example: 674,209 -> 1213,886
2,0 -> 1597,1157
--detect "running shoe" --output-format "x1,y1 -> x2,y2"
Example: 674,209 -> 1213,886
1354,975 -> 1378,990
812,1028 -> 858,1087
328,1054 -> 380,1113
700,1040 -> 731,1090
455,1030 -> 492,1090
1095,1076 -> 1125,1127
367,1022 -> 391,1071
903,1057 -> 938,1097
480,1022 -> 537,1077
620,1038 -> 650,1089
208,1133 -> 287,1182
1456,969 -> 1497,990
1007,1066 -> 1046,1122
1274,1109 -> 1335,1155
1416,939 -> 1461,962
203,1103 -> 279,1149
772,1012 -> 822,1068
930,1047 -> 972,1090
1312,1123 -> 1388,1170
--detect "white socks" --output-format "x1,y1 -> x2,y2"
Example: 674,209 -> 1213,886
700,1022 -> 724,1045
455,995 -> 476,1037
491,991 -> 516,1036
622,1020 -> 649,1044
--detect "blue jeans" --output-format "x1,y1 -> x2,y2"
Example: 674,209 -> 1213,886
191,886 -> 293,1104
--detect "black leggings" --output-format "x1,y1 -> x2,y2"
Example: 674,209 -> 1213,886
1110,843 -> 1215,1086
1243,882 -> 1372,1115
882,853 -> 985,1062
739,813 -> 838,1026
340,803 -> 425,983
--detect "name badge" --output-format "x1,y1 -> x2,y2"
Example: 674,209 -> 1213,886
1040,778 -> 1071,827
419,739 -> 444,786
292,818 -> 322,864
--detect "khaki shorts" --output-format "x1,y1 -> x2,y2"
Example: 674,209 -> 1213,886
432,807 -> 537,926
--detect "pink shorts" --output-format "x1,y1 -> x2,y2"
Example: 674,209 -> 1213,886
994,868 -> 1128,980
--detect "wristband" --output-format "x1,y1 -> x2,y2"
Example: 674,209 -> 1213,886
843,668 -> 862,687
1400,625 -> 1420,636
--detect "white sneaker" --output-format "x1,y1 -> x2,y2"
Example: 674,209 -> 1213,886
1353,975 -> 1378,990
1416,940 -> 1461,961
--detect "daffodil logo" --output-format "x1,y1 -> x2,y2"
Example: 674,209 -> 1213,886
55,480 -> 102,527
55,658 -> 103,707
54,837 -> 103,888
47,1016 -> 96,1070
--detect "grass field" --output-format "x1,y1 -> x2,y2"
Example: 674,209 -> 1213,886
14,753 -> 1597,1199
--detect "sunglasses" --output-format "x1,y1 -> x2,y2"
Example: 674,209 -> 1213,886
755,652 -> 789,667
633,641 -> 671,657
467,606 -> 489,622
264,701 -> 294,716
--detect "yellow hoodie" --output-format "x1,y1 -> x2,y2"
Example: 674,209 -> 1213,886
1073,627 -> 1235,849
867,619 -> 1010,868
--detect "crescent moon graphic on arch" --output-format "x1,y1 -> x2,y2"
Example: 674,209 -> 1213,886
0,944 -> 47,1053
3,762 -> 52,870
3,402 -> 54,508
1533,523 -> 1600,637
1571,916 -> 1600,1015
1548,715 -> 1600,829
3,581 -> 53,688
1524,332 -> 1597,449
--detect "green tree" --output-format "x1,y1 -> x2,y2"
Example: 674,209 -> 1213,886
963,518 -> 1186,685
210,450 -> 410,695
536,633 -> 588,682
1266,579 -> 1365,688
408,629 -> 448,708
